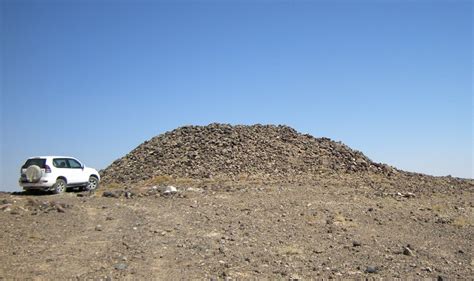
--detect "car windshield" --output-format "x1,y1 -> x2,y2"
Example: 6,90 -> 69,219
22,158 -> 46,169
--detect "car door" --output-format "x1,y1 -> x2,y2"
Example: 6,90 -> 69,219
52,158 -> 73,182
66,158 -> 86,184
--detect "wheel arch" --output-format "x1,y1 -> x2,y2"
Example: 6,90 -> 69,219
56,176 -> 67,183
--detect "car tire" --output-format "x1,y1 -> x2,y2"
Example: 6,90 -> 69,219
25,165 -> 42,183
84,176 -> 99,191
53,179 -> 67,194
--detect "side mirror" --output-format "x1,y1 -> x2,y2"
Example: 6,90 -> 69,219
81,164 -> 85,170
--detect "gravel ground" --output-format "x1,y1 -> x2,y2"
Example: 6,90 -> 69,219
0,175 -> 472,280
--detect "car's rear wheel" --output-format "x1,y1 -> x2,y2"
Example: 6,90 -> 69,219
53,179 -> 67,194
85,176 -> 99,191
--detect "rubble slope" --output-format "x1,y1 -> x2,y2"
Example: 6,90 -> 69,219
101,123 -> 396,184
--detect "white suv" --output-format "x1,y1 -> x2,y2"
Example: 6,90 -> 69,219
19,156 -> 100,194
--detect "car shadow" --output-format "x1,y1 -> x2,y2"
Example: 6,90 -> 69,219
11,188 -> 86,196
11,190 -> 54,196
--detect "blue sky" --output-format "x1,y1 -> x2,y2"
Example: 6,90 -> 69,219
1,0 -> 472,191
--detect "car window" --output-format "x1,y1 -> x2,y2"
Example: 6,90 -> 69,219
22,159 -> 46,169
67,159 -> 82,169
53,158 -> 69,168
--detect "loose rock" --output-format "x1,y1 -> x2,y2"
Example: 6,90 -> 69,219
102,191 -> 121,198
100,124 -> 395,185
403,246 -> 414,256
365,266 -> 378,273
113,263 -> 127,270
163,186 -> 178,195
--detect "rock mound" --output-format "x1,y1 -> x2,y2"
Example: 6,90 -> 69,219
101,123 -> 395,184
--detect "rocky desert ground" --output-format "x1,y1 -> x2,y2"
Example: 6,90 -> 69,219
1,124 -> 472,279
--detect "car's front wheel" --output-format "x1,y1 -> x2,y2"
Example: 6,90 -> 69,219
53,179 -> 67,194
84,176 -> 99,191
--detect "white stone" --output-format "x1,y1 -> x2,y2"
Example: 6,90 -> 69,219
163,185 -> 178,194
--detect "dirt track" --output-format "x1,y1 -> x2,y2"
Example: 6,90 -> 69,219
1,176 -> 473,279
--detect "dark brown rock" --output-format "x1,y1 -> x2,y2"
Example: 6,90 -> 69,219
100,124 -> 391,185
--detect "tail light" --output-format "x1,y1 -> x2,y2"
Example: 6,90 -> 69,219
44,165 -> 52,173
